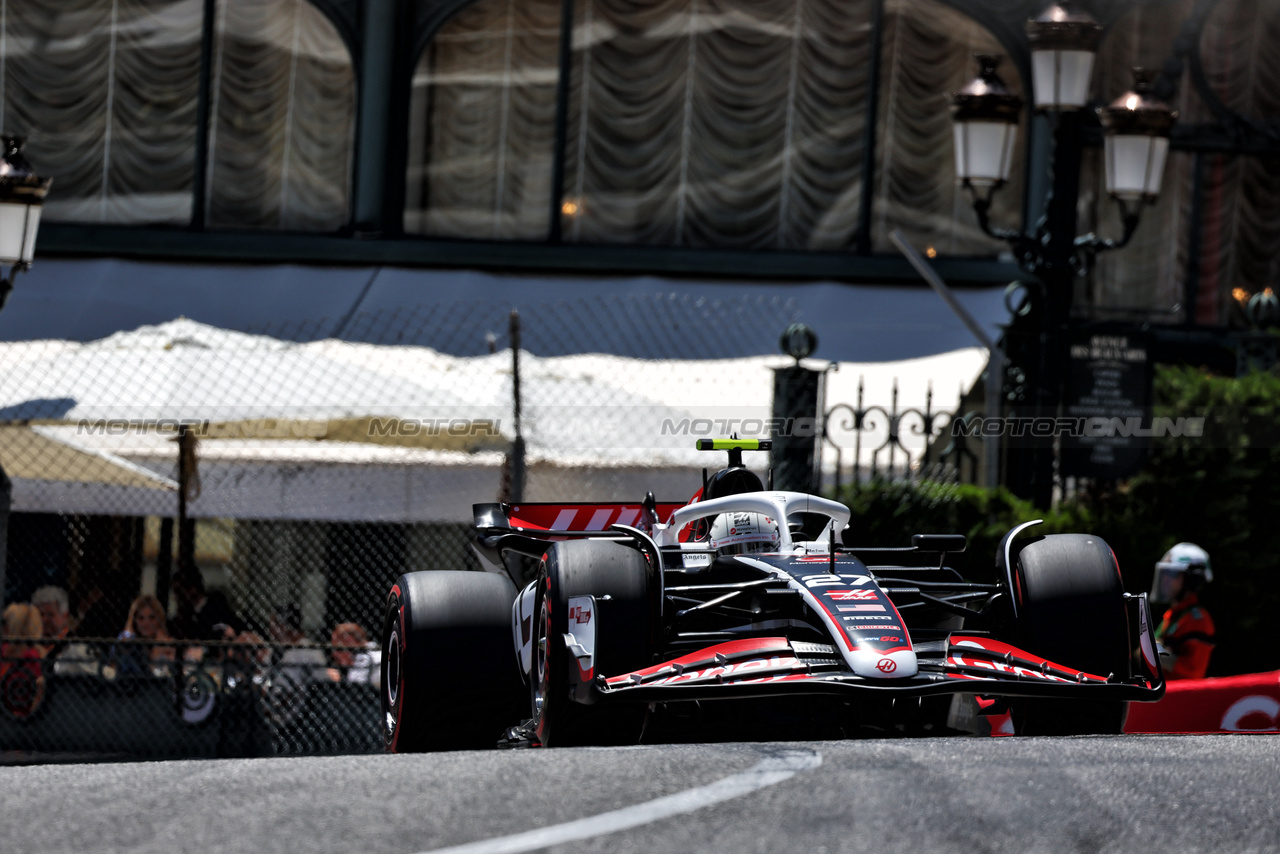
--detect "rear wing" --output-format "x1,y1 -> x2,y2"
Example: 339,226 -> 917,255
472,499 -> 684,583
474,500 -> 684,537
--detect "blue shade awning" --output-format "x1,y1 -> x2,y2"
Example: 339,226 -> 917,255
0,258 -> 1009,362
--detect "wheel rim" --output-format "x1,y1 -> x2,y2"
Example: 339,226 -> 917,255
533,592 -> 551,736
385,628 -> 400,708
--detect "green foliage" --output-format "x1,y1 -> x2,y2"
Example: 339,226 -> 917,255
837,366 -> 1280,676
1060,365 -> 1280,676
836,478 -> 1085,581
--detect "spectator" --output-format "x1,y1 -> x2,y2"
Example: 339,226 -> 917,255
326,622 -> 381,685
71,580 -> 130,644
227,630 -> 271,673
31,586 -> 71,656
1151,542 -> 1216,680
114,595 -> 176,676
268,604 -> 326,681
1,603 -> 47,718
170,570 -> 243,644
34,586 -> 102,676
220,630 -> 272,758
262,604 -> 325,727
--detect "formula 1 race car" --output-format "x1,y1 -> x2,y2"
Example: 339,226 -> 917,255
380,440 -> 1165,751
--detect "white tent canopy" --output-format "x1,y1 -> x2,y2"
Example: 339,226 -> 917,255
0,319 -> 986,521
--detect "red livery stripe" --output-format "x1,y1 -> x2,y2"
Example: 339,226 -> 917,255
507,502 -> 684,532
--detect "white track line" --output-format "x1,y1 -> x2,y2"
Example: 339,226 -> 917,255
413,748 -> 823,854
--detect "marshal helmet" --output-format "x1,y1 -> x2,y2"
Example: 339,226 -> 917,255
1150,542 -> 1211,605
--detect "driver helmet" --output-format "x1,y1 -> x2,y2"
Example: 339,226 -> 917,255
709,512 -> 780,556
1150,542 -> 1212,605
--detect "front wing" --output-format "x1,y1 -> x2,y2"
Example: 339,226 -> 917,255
592,630 -> 1164,704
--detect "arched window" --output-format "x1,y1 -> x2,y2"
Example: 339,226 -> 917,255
561,0 -> 875,250
405,0 -> 563,240
1087,0 -> 1280,324
2,0 -> 203,225
407,0 -> 1019,256
1,0 -> 354,232
869,0 -> 1023,256
205,0 -> 355,231
1078,1 -> 1193,319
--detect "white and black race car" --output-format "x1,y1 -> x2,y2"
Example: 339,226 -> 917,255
380,439 -> 1164,750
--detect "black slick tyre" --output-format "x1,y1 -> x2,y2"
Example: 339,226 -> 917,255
381,570 -> 523,752
1011,533 -> 1130,736
532,539 -> 652,747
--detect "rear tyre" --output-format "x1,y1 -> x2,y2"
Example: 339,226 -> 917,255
1011,534 -> 1130,736
532,539 -> 652,747
381,571 -> 523,752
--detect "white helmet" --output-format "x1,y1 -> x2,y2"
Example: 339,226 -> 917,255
1150,542 -> 1212,604
709,512 -> 780,556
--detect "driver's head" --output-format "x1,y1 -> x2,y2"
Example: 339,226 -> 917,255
1150,542 -> 1211,606
709,512 -> 780,556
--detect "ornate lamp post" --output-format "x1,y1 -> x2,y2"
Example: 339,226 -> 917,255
949,3 -> 1177,508
0,134 -> 49,608
0,135 -> 51,312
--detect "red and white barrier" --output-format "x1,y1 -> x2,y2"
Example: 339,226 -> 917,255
1125,671 -> 1280,734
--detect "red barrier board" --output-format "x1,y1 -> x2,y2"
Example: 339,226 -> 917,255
1124,671 -> 1280,734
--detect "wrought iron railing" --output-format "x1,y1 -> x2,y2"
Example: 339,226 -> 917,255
823,378 -> 979,491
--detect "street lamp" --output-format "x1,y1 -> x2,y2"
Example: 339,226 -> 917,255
1026,1 -> 1102,111
0,135 -> 52,312
950,68 -> 1177,264
947,3 -> 1177,508
1098,71 -> 1179,210
950,55 -> 1022,196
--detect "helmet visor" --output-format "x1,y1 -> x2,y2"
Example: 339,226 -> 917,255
716,537 -> 775,556
1149,563 -> 1184,605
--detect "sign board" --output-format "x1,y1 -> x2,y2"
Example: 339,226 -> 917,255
1060,331 -> 1152,480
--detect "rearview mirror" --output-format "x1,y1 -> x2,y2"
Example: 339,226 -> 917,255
912,534 -> 967,553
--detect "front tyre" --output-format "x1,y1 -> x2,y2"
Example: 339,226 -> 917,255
1012,534 -> 1130,736
381,571 -> 523,752
532,539 -> 652,747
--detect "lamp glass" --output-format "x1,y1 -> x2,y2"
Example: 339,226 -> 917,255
0,201 -> 39,265
953,121 -> 1017,186
1030,49 -> 1094,110
1105,134 -> 1169,201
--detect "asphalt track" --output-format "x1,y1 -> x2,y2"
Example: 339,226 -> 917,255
3,736 -> 1277,854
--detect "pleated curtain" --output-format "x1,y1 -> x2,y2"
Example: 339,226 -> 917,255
1,0 -> 202,225
3,0 -> 1278,326
408,0 -> 1022,255
0,0 -> 354,231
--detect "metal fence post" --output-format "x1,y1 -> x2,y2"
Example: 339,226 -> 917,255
177,425 -> 198,575
0,466 -> 9,605
509,310 -> 525,503
771,364 -> 823,492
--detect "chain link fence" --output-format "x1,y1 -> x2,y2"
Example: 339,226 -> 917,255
6,292 -> 924,759
0,293 -> 980,759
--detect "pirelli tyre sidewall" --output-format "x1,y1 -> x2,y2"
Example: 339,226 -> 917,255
1012,533 -> 1131,736
533,539 -> 651,747
381,571 -> 522,752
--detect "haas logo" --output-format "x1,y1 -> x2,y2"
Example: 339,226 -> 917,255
569,606 -> 591,624
829,589 -> 877,601
876,658 -> 897,673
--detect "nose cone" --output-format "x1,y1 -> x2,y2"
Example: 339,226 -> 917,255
846,645 -> 917,679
